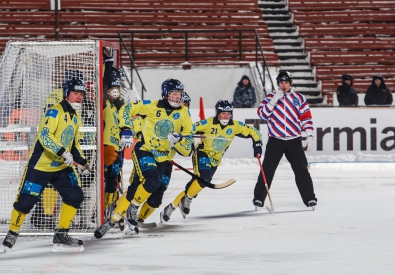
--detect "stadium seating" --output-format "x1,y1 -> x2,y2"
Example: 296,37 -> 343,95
289,1 -> 395,11
305,38 -> 395,51
288,0 -> 395,104
0,1 -> 278,66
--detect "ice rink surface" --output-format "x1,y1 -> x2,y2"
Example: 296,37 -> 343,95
0,158 -> 394,275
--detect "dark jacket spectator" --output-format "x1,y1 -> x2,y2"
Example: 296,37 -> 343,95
364,74 -> 393,106
336,74 -> 358,106
233,75 -> 256,108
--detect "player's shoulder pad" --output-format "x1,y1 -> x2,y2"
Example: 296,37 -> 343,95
45,108 -> 59,118
142,100 -> 151,105
200,119 -> 208,125
237,120 -> 245,126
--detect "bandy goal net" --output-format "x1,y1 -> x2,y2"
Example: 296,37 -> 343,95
0,40 -> 113,234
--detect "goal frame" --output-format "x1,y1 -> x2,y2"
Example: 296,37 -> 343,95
0,39 -> 120,235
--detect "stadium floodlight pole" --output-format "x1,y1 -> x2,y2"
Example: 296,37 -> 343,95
257,155 -> 274,213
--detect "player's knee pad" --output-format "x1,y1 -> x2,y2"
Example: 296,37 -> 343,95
146,187 -> 166,208
62,186 -> 84,209
141,168 -> 161,193
13,194 -> 39,214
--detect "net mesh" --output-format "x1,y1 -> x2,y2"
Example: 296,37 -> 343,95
0,40 -> 99,233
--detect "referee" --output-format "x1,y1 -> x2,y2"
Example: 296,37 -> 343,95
253,71 -> 317,209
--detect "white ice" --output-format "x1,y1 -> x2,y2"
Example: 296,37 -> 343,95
0,157 -> 394,275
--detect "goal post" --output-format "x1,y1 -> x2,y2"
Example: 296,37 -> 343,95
0,40 -> 116,234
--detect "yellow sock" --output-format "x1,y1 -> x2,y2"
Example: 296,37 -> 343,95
42,188 -> 57,215
9,209 -> 26,233
111,192 -> 130,222
138,201 -> 156,221
131,184 -> 151,206
57,203 -> 77,229
172,191 -> 185,207
104,192 -> 117,209
186,179 -> 203,198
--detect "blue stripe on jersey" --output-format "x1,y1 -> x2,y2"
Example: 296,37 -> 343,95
142,100 -> 151,105
45,109 -> 58,118
200,119 -> 208,125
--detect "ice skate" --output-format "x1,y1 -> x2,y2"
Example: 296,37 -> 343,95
308,200 -> 317,210
179,195 -> 192,218
126,203 -> 139,226
52,229 -> 84,252
104,201 -> 116,220
3,230 -> 19,251
118,218 -> 125,231
253,199 -> 263,211
93,219 -> 115,239
160,203 -> 175,223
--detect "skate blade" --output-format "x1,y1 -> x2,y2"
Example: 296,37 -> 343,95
3,246 -> 11,253
160,211 -> 165,223
52,244 -> 84,252
178,204 -> 188,219
125,220 -> 139,234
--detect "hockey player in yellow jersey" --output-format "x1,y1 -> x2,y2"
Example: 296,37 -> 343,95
32,69 -> 87,229
160,99 -> 263,222
94,79 -> 195,239
133,92 -> 192,228
102,73 -> 122,212
2,78 -> 91,251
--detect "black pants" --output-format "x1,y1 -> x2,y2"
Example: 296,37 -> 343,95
254,137 -> 316,206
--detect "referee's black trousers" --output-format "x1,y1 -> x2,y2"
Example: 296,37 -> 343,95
254,137 -> 317,206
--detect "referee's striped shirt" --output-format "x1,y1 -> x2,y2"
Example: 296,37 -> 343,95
257,90 -> 313,139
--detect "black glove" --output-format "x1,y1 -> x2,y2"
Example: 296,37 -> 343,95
253,141 -> 262,158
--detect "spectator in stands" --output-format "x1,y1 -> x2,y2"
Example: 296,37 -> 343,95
336,74 -> 358,107
233,75 -> 256,108
364,74 -> 393,106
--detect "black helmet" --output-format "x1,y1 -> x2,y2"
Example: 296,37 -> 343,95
111,67 -> 126,82
63,78 -> 86,98
161,78 -> 185,108
276,71 -> 293,86
161,78 -> 184,98
182,92 -> 191,107
215,100 -> 233,116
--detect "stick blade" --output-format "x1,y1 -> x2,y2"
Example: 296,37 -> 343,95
205,178 -> 236,189
266,206 -> 274,214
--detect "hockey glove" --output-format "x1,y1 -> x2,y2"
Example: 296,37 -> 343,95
104,145 -> 118,166
269,90 -> 284,106
61,151 -> 74,167
120,128 -> 133,149
253,141 -> 263,158
78,163 -> 91,177
305,136 -> 314,152
168,132 -> 182,144
103,47 -> 113,61
120,89 -> 131,103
